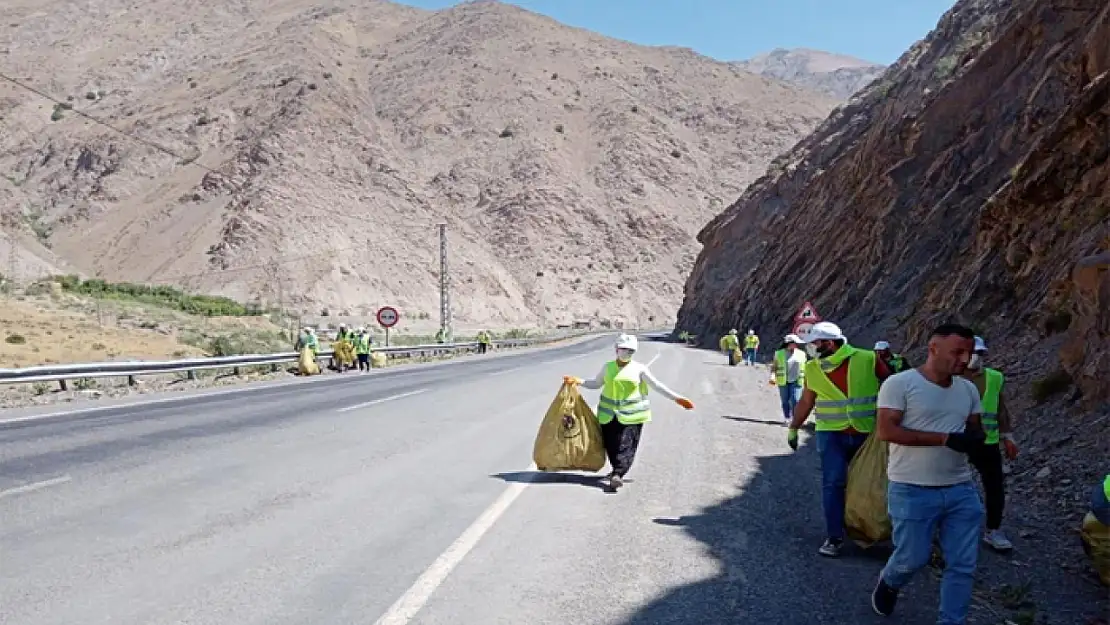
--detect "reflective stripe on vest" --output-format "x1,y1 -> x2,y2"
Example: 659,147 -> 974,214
803,345 -> 880,433
597,361 -> 652,425
981,368 -> 1004,445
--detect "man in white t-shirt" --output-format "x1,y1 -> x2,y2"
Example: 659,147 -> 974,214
870,324 -> 987,625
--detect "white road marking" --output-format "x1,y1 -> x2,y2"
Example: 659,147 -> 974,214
373,465 -> 538,625
336,389 -> 430,413
646,354 -> 661,366
0,475 -> 72,499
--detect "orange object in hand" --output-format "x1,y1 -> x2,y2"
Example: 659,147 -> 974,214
676,397 -> 694,410
1002,438 -> 1019,460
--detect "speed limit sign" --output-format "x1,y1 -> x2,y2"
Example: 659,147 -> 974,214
376,306 -> 399,328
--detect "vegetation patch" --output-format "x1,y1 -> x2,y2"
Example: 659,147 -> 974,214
52,275 -> 264,317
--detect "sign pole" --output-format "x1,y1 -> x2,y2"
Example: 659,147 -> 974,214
385,326 -> 390,347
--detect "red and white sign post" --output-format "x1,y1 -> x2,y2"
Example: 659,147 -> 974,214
376,306 -> 400,346
792,301 -> 822,338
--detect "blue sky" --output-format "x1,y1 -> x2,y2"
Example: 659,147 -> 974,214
395,0 -> 956,65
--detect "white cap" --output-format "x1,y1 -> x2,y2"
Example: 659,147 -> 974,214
783,334 -> 803,344
874,341 -> 891,350
974,336 -> 988,352
615,334 -> 638,351
800,321 -> 845,343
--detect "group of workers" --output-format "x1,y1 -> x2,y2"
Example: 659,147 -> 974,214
719,328 -> 761,366
295,324 -> 375,371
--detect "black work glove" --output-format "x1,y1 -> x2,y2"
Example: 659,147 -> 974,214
944,430 -> 986,454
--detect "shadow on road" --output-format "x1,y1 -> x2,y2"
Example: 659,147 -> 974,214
491,470 -> 607,490
611,433 -> 944,625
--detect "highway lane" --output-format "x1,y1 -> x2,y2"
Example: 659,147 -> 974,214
2,337 -> 954,624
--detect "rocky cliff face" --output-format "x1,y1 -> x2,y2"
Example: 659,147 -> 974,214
733,48 -> 886,100
679,0 -> 1110,410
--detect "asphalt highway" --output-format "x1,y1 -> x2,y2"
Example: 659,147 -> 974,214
2,335 -> 954,624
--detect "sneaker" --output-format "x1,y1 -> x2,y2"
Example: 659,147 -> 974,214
609,474 -> 624,490
982,529 -> 1014,552
817,538 -> 842,557
871,577 -> 899,616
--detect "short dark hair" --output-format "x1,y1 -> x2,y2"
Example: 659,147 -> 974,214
930,323 -> 975,340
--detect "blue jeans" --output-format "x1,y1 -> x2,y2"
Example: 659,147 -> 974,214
881,481 -> 984,625
815,430 -> 868,539
744,348 -> 757,365
778,382 -> 801,421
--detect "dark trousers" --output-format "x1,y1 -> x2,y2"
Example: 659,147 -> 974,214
357,353 -> 370,371
968,442 -> 1005,530
600,420 -> 644,477
478,343 -> 488,354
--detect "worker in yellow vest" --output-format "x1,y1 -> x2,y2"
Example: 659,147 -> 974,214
354,327 -> 372,371
787,321 -> 892,557
567,334 -> 694,492
743,329 -> 760,365
721,329 -> 740,366
961,336 -> 1018,552
875,341 -> 911,373
769,334 -> 808,423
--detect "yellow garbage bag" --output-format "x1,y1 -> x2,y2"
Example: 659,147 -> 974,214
844,433 -> 891,546
1081,511 -> 1110,586
370,352 -> 388,368
533,382 -> 606,472
730,348 -> 742,366
719,336 -> 728,351
334,340 -> 356,367
298,347 -> 320,375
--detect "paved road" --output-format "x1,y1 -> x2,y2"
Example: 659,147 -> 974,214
3,336 -> 960,624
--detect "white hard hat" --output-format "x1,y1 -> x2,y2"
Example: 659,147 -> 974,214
615,334 -> 638,351
783,334 -> 803,344
974,336 -> 988,352
800,321 -> 845,343
729,329 -> 738,335
748,329 -> 755,335
874,341 -> 891,351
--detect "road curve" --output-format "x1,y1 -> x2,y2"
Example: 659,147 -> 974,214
3,335 -> 972,624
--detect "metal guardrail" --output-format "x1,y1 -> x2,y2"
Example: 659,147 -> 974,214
0,334 -> 600,388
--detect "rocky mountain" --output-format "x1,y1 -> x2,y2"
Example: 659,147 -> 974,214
733,48 -> 886,100
0,0 -> 836,329
678,0 -> 1109,604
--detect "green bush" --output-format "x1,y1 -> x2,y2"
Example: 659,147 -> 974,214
5,334 -> 26,344
52,275 -> 262,317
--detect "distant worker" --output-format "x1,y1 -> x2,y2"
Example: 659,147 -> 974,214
567,334 -> 694,492
875,341 -> 911,373
296,327 -> 318,355
355,327 -> 372,371
721,329 -> 740,366
769,334 -> 808,423
435,328 -> 447,344
336,324 -> 351,342
477,330 -> 492,354
961,336 -> 1018,553
744,329 -> 760,365
788,321 -> 892,557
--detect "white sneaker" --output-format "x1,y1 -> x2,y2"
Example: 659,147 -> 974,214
982,529 -> 1014,552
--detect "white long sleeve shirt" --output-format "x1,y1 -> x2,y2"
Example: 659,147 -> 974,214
580,360 -> 684,401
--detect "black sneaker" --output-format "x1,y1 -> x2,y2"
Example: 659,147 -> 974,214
871,577 -> 898,616
817,538 -> 842,557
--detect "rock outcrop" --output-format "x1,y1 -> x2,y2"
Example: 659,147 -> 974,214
733,48 -> 886,100
678,0 -> 1110,407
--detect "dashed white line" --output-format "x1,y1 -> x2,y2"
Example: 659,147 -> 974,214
373,465 -> 538,625
336,389 -> 430,413
0,475 -> 72,499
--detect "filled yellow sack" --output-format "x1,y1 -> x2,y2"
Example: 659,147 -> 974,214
1081,511 -> 1110,586
730,348 -> 742,366
370,352 -> 388,368
533,382 -> 606,472
334,340 -> 356,366
845,433 -> 891,546
719,336 -> 728,351
298,347 -> 320,375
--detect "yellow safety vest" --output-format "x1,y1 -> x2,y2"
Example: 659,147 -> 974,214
722,334 -> 739,351
774,349 -> 805,386
597,361 -> 651,425
803,345 -> 880,433
744,335 -> 759,349
1104,475 -> 1109,501
355,335 -> 371,354
980,368 -> 1004,445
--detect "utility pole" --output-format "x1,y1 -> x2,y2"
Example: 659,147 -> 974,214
5,216 -> 17,294
438,223 -> 451,341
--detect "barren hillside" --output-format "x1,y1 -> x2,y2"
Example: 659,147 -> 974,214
678,0 -> 1109,606
733,48 -> 886,100
0,0 -> 836,328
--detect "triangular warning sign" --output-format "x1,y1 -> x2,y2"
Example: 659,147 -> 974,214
795,301 -> 820,321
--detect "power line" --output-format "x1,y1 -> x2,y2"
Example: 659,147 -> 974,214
0,72 -> 230,175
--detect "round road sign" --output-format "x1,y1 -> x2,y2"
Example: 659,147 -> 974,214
376,306 -> 400,328
792,321 -> 815,337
